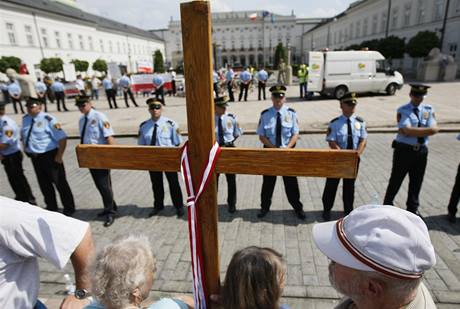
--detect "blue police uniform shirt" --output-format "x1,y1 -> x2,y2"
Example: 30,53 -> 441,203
457,133 -> 460,141
138,116 -> 182,147
240,70 -> 252,82
153,75 -> 164,87
225,69 -> 234,82
35,81 -> 47,94
21,112 -> 67,154
0,83 -> 7,91
395,102 -> 436,146
214,113 -> 242,144
51,81 -> 64,92
256,105 -> 299,148
102,78 -> 113,90
79,108 -> 114,145
326,115 -> 367,150
257,70 -> 268,81
7,82 -> 21,97
0,115 -> 21,156
119,76 -> 131,88
213,71 -> 219,83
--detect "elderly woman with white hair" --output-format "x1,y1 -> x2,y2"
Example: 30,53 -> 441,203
85,235 -> 193,309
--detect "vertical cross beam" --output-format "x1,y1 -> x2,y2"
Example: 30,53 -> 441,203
180,0 -> 220,300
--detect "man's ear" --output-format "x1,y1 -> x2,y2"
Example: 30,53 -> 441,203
366,278 -> 385,298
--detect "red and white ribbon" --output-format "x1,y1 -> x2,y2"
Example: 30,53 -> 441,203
180,141 -> 221,309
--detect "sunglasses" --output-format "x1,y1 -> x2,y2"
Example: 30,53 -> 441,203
77,103 -> 88,108
149,104 -> 162,110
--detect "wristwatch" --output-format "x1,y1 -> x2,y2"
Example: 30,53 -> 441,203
74,288 -> 90,299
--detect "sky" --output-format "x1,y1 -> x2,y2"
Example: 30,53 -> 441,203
76,0 -> 357,30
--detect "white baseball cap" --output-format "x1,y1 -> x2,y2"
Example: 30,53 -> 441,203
313,205 -> 436,279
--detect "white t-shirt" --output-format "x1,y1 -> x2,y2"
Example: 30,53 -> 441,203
76,79 -> 85,91
0,196 -> 89,308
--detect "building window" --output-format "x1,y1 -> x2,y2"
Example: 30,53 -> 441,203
456,0 -> 460,13
67,33 -> 73,49
433,0 -> 444,21
78,35 -> 84,50
356,21 -> 361,38
391,7 -> 399,29
109,41 -> 113,53
41,28 -> 49,48
88,36 -> 94,50
349,23 -> 354,39
417,0 -> 425,24
372,14 -> 378,34
55,31 -> 61,48
100,39 -> 104,52
381,12 -> 387,33
448,43 -> 457,58
6,23 -> 16,45
404,3 -> 412,26
24,25 -> 34,46
117,42 -> 121,54
363,18 -> 368,36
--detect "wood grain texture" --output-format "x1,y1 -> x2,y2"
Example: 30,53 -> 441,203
180,1 -> 221,301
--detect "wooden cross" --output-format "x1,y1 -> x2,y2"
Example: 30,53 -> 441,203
76,1 -> 358,305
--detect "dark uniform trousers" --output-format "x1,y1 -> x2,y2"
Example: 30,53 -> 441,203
1,151 -> 36,204
227,81 -> 235,102
123,88 -> 138,107
238,83 -> 249,101
261,176 -> 303,212
448,164 -> 460,215
11,97 -> 25,114
149,171 -> 183,210
216,143 -> 236,208
38,96 -> 48,112
105,89 -> 118,109
383,143 -> 428,213
54,91 -> 68,111
29,148 -> 75,213
258,81 -> 266,100
89,169 -> 116,213
322,160 -> 360,215
213,82 -> 219,97
300,82 -> 307,98
155,86 -> 165,103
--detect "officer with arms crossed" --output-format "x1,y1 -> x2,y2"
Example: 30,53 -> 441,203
322,93 -> 367,221
76,95 -> 118,227
256,85 -> 306,220
0,101 -> 36,204
383,84 -> 439,215
256,67 -> 268,101
138,98 -> 184,217
214,96 -> 242,213
21,97 -> 75,215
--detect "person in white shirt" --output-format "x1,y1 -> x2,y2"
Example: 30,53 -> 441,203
91,76 -> 101,100
0,196 -> 95,308
76,75 -> 86,96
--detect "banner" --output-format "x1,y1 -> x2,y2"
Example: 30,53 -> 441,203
137,60 -> 153,73
63,63 -> 76,82
107,62 -> 122,80
130,74 -> 154,92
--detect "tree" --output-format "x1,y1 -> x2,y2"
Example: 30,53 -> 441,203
274,43 -> 287,69
406,31 -> 440,58
360,39 -> 381,51
71,59 -> 89,73
344,44 -> 362,51
92,59 -> 108,73
40,57 -> 64,74
378,36 -> 406,59
153,50 -> 165,73
0,56 -> 21,73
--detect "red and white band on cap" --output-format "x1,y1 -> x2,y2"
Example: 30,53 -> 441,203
335,218 -> 424,280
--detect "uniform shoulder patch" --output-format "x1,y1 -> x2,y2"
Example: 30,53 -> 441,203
355,116 -> 364,123
288,107 -> 296,113
45,115 -> 53,122
329,117 -> 340,124
261,108 -> 269,115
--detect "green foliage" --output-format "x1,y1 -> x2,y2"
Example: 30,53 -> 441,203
0,56 -> 21,73
92,59 -> 108,73
274,43 -> 287,69
71,59 -> 89,73
40,57 -> 64,74
406,31 -> 440,58
343,36 -> 406,59
153,50 -> 165,73
360,39 -> 381,51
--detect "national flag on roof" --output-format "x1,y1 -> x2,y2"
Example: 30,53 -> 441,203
262,10 -> 270,18
249,13 -> 257,20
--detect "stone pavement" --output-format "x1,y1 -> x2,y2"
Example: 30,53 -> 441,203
1,133 -> 460,308
3,82 -> 460,137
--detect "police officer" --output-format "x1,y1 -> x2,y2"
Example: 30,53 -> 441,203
383,84 -> 439,215
35,78 -> 48,112
215,96 -> 242,213
119,73 -> 138,108
226,66 -> 235,102
256,85 -> 306,219
0,101 -> 36,204
103,76 -> 118,109
256,67 -> 268,101
7,79 -> 24,114
298,64 -> 307,99
21,98 -> 75,215
138,98 -> 184,217
76,95 -> 117,227
51,78 -> 69,112
152,74 -> 165,104
447,133 -> 460,223
238,67 -> 252,102
321,93 -> 367,221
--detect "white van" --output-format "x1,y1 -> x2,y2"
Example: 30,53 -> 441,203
308,50 -> 404,99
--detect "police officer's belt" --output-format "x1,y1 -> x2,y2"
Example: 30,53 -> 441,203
392,140 -> 427,152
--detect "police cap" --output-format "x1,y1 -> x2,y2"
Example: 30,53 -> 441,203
146,97 -> 164,106
409,84 -> 430,97
340,92 -> 358,105
214,96 -> 229,107
75,95 -> 91,106
269,85 -> 287,98
25,97 -> 42,107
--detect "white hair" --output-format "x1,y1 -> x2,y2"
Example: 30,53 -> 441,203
90,235 -> 156,309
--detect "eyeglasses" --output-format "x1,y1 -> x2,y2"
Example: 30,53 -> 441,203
149,104 -> 162,110
77,103 -> 87,108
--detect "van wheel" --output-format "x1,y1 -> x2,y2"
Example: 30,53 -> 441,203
386,83 -> 397,95
334,86 -> 348,99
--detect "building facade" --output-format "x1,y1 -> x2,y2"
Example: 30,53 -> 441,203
0,0 -> 165,78
151,11 -> 323,68
302,0 -> 460,74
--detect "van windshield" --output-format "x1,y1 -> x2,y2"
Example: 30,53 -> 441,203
376,59 -> 393,74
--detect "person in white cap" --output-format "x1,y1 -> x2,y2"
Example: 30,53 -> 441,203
313,205 -> 436,309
